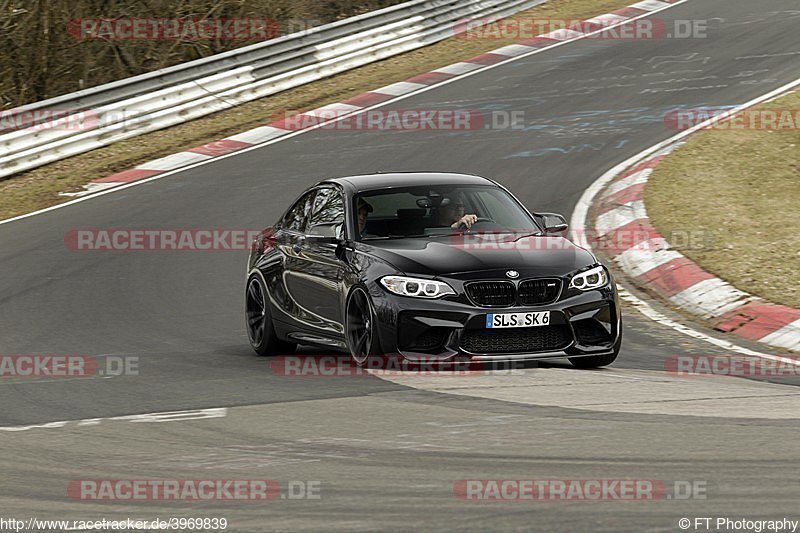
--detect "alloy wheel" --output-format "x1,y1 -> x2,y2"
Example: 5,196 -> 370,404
246,277 -> 266,347
346,288 -> 373,365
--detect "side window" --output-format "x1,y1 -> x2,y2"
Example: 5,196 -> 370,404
309,188 -> 344,226
283,191 -> 315,232
308,187 -> 345,237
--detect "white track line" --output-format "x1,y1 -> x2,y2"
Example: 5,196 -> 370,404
571,76 -> 800,365
0,408 -> 227,432
0,0 -> 690,227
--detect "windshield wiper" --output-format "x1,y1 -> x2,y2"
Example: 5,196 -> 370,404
363,231 -> 543,241
361,234 -> 425,241
426,230 -> 542,238
423,232 -> 465,238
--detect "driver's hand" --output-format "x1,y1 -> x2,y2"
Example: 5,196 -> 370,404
452,214 -> 478,229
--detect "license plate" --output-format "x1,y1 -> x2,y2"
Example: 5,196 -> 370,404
486,311 -> 550,329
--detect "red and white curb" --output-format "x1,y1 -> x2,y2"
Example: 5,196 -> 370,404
60,0 -> 684,197
593,144 -> 800,353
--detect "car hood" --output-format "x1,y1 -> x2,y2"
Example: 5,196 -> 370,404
362,234 -> 596,279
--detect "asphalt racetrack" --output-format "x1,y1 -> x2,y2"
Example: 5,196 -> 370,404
1,0 -> 799,530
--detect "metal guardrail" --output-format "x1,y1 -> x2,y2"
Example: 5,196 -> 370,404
0,0 -> 545,179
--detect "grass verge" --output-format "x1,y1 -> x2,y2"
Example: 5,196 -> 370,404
646,89 -> 800,309
0,0 -> 632,220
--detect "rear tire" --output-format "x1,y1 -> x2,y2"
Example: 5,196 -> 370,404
569,330 -> 621,369
245,274 -> 296,356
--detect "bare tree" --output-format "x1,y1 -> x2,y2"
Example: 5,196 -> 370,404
0,0 -> 402,109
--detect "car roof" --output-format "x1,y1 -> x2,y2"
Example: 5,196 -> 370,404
320,172 -> 496,193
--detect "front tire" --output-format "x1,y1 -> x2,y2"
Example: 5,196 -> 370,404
345,287 -> 382,366
245,274 -> 296,356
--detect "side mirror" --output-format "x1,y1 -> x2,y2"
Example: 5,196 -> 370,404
539,212 -> 569,235
306,222 -> 343,245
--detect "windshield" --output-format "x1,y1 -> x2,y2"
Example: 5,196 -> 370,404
354,185 -> 540,240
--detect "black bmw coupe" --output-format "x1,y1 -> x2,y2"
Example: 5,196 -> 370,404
246,172 -> 621,368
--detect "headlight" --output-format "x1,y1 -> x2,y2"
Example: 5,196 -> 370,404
569,265 -> 609,291
380,276 -> 455,298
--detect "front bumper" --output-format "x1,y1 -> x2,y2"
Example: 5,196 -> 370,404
370,280 -> 621,363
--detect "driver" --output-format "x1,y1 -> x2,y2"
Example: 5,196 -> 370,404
357,197 -> 374,237
436,192 -> 478,230
334,197 -> 373,240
